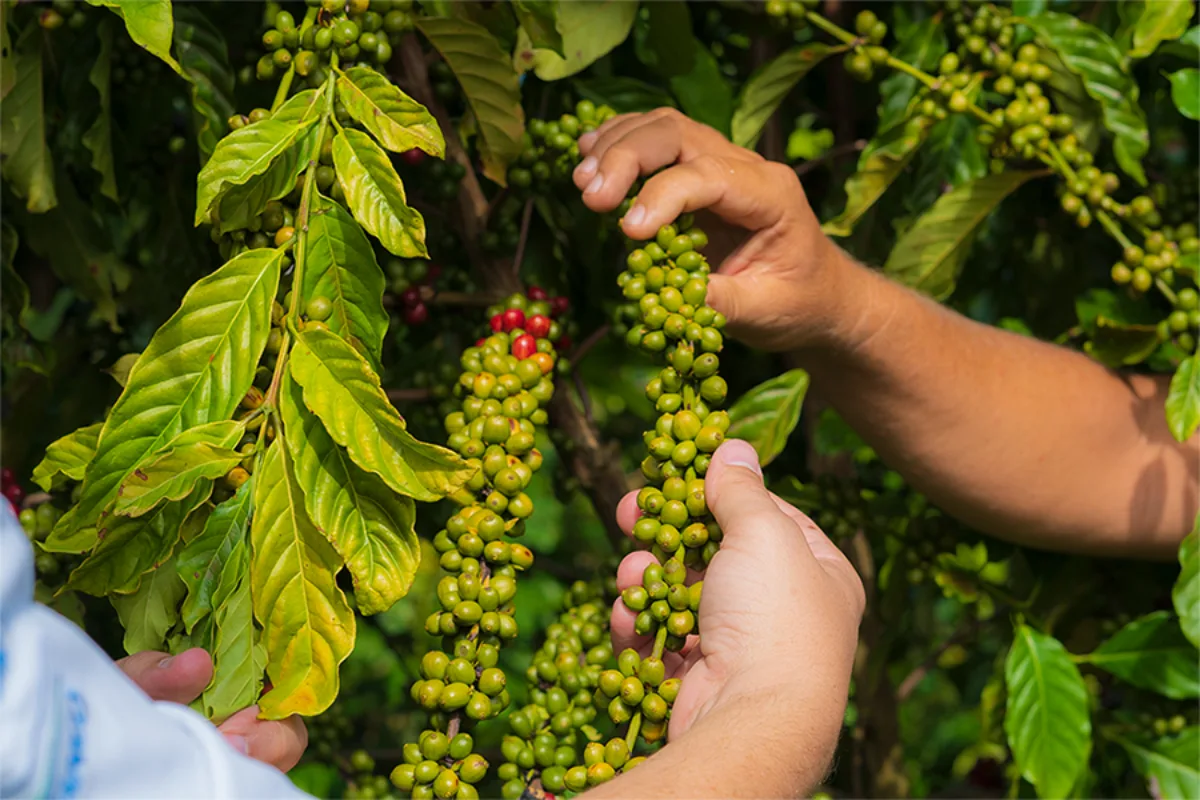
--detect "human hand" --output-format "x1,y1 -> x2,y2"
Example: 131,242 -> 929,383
611,439 -> 864,747
117,648 -> 308,772
573,108 -> 860,352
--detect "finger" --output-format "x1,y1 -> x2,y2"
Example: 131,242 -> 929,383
117,648 -> 213,704
219,706 -> 308,773
767,491 -> 866,618
577,111 -> 643,155
617,550 -> 659,591
578,116 -> 687,212
581,110 -> 671,164
616,491 -> 642,535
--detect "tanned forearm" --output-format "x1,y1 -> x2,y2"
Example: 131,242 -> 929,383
802,254 -> 1199,559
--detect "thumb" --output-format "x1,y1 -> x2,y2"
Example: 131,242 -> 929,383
117,648 -> 213,704
705,440 -> 807,556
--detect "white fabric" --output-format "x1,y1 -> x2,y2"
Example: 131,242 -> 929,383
0,506 -> 307,799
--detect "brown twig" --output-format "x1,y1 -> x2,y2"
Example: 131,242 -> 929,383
896,622 -> 979,701
571,324 -> 611,367
386,387 -> 435,402
428,291 -> 501,307
795,139 -> 867,177
510,199 -> 535,280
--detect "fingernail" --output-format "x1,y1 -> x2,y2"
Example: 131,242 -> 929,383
721,440 -> 762,476
158,655 -> 174,669
576,156 -> 598,178
624,204 -> 646,227
223,734 -> 250,756
585,173 -> 605,195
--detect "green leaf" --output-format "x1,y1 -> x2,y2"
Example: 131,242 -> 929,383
1128,0 -> 1194,58
513,0 -> 638,80
1085,611 -> 1199,698
203,535 -> 264,723
726,369 -> 810,467
178,480 -> 253,634
1013,0 -> 1047,15
82,20 -> 118,202
33,423 -> 103,492
731,44 -> 844,149
175,6 -> 236,165
1113,727 -> 1200,800
669,42 -> 733,138
87,0 -> 182,74
288,327 -> 475,503
878,13 -> 947,130
214,123 -> 319,234
573,76 -> 676,113
251,439 -> 355,719
1175,518 -> 1199,647
337,66 -> 443,157
884,170 -> 1046,300
0,30 -> 56,213
635,1 -> 695,78
106,352 -> 140,387
0,2 -> 14,102
418,16 -> 524,185
282,374 -> 419,615
48,248 -> 281,552
910,113 -> 987,207
1025,12 -> 1149,185
113,420 -> 246,518
512,0 -> 563,55
333,128 -> 428,258
111,553 -> 187,654
1166,353 -> 1200,442
1043,50 -> 1102,153
1168,68 -> 1200,120
823,119 -> 930,238
1084,316 -> 1161,367
303,195 -> 389,371
1004,625 -> 1092,799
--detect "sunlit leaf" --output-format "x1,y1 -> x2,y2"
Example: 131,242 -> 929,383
1175,518 -> 1199,647
82,20 -> 118,201
512,0 -> 563,55
33,423 -> 102,492
87,0 -> 183,74
106,353 -> 140,387
512,0 -> 637,81
111,552 -> 187,654
1166,353 -> 1200,442
203,535 -> 264,723
333,128 -> 427,258
731,44 -> 844,149
113,419 -> 247,517
0,29 -> 56,213
1168,68 -> 1200,120
1114,727 -> 1200,800
1127,0 -> 1194,58
1085,611 -> 1199,699
727,370 -> 810,467
178,479 -> 253,633
336,66 -> 443,156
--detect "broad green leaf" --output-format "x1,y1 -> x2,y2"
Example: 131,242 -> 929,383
512,0 -> 563,55
1166,353 -> 1200,442
1175,519 -> 1199,647
49,249 -> 281,551
731,44 -> 844,149
214,123 -> 319,234
726,370 -> 810,467
634,1 -> 695,78
336,66 -> 443,157
669,42 -> 733,138
419,16 -> 524,184
1013,0 -> 1047,15
513,0 -> 638,81
282,375 -> 419,615
1043,50 -> 1102,153
1128,0 -> 1194,58
1113,727 -> 1200,800
178,480 -> 253,633
1084,317 -> 1161,367
333,128 -> 427,258
1165,24 -> 1200,59
823,119 -> 930,238
1084,611 -> 1199,698
106,352 -> 140,387
114,420 -> 247,517
884,170 -> 1046,300
251,439 -> 355,719
878,14 -> 947,130
0,30 -> 56,212
910,113 -> 987,208
289,328 -> 475,503
33,423 -> 103,492
82,20 -> 118,202
1025,13 -> 1149,185
303,195 -> 389,365
1168,69 -> 1200,120
111,554 -> 186,654
1004,625 -> 1092,799
203,536 -> 264,723
175,6 -> 236,164
87,0 -> 182,74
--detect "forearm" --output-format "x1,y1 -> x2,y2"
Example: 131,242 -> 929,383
803,255 -> 1199,558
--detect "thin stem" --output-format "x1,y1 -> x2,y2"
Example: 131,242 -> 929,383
287,74 -> 337,328
1096,210 -> 1136,251
271,66 -> 297,113
651,626 -> 668,660
1156,277 -> 1179,306
805,11 -> 857,45
624,713 -> 643,750
511,199 -> 535,280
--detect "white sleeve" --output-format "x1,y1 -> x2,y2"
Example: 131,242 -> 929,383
0,506 -> 309,799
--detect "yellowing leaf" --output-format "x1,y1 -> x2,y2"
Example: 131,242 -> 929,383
251,439 -> 354,719
111,553 -> 186,654
33,423 -> 103,492
114,419 -> 247,517
282,374 -> 419,616
333,128 -> 427,258
336,66 -> 443,156
289,328 -> 475,503
178,479 -> 253,633
203,535 -> 264,723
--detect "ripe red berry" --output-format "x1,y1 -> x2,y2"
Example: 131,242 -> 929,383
489,314 -> 505,332
0,467 -> 14,487
400,286 -> 422,308
400,149 -> 426,166
550,296 -> 570,317
556,334 -> 572,351
526,314 -> 552,339
502,308 -> 526,332
527,285 -> 548,301
404,303 -> 429,326
511,334 -> 536,360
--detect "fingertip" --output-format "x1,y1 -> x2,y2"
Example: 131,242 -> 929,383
711,439 -> 762,477
617,551 -> 658,590
171,647 -> 215,682
609,598 -> 645,656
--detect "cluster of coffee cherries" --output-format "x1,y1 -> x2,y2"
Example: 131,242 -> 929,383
762,0 -> 821,31
840,10 -> 892,81
390,297 -> 559,799
507,101 -> 619,190
17,495 -> 75,583
387,258 -> 442,327
34,0 -> 88,31
498,580 -> 616,798
254,0 -> 414,86
484,288 -> 572,354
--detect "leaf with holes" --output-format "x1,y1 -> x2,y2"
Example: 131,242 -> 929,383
303,195 -> 389,365
33,423 -> 102,492
337,66 -> 443,156
281,374 -> 419,616
203,535 -> 264,724
823,119 -> 931,238
289,328 -> 474,503
0,30 -> 56,213
1127,0 -> 1194,59
1004,625 -> 1092,799
251,439 -> 355,719
175,6 -> 236,164
1167,353 -> 1200,443
114,420 -> 247,518
47,248 -> 281,553
87,0 -> 182,74
1084,611 -> 1199,699
419,16 -> 524,184
513,0 -> 563,55
177,479 -> 253,634
111,553 -> 187,654
884,170 -> 1046,300
333,128 -> 427,258
1114,727 -> 1200,800
1025,12 -> 1149,185
83,20 -> 117,201
731,44 -> 845,149
726,370 -> 810,467
1175,518 -> 1199,647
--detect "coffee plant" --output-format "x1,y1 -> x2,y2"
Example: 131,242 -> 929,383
2,0 -> 1197,798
